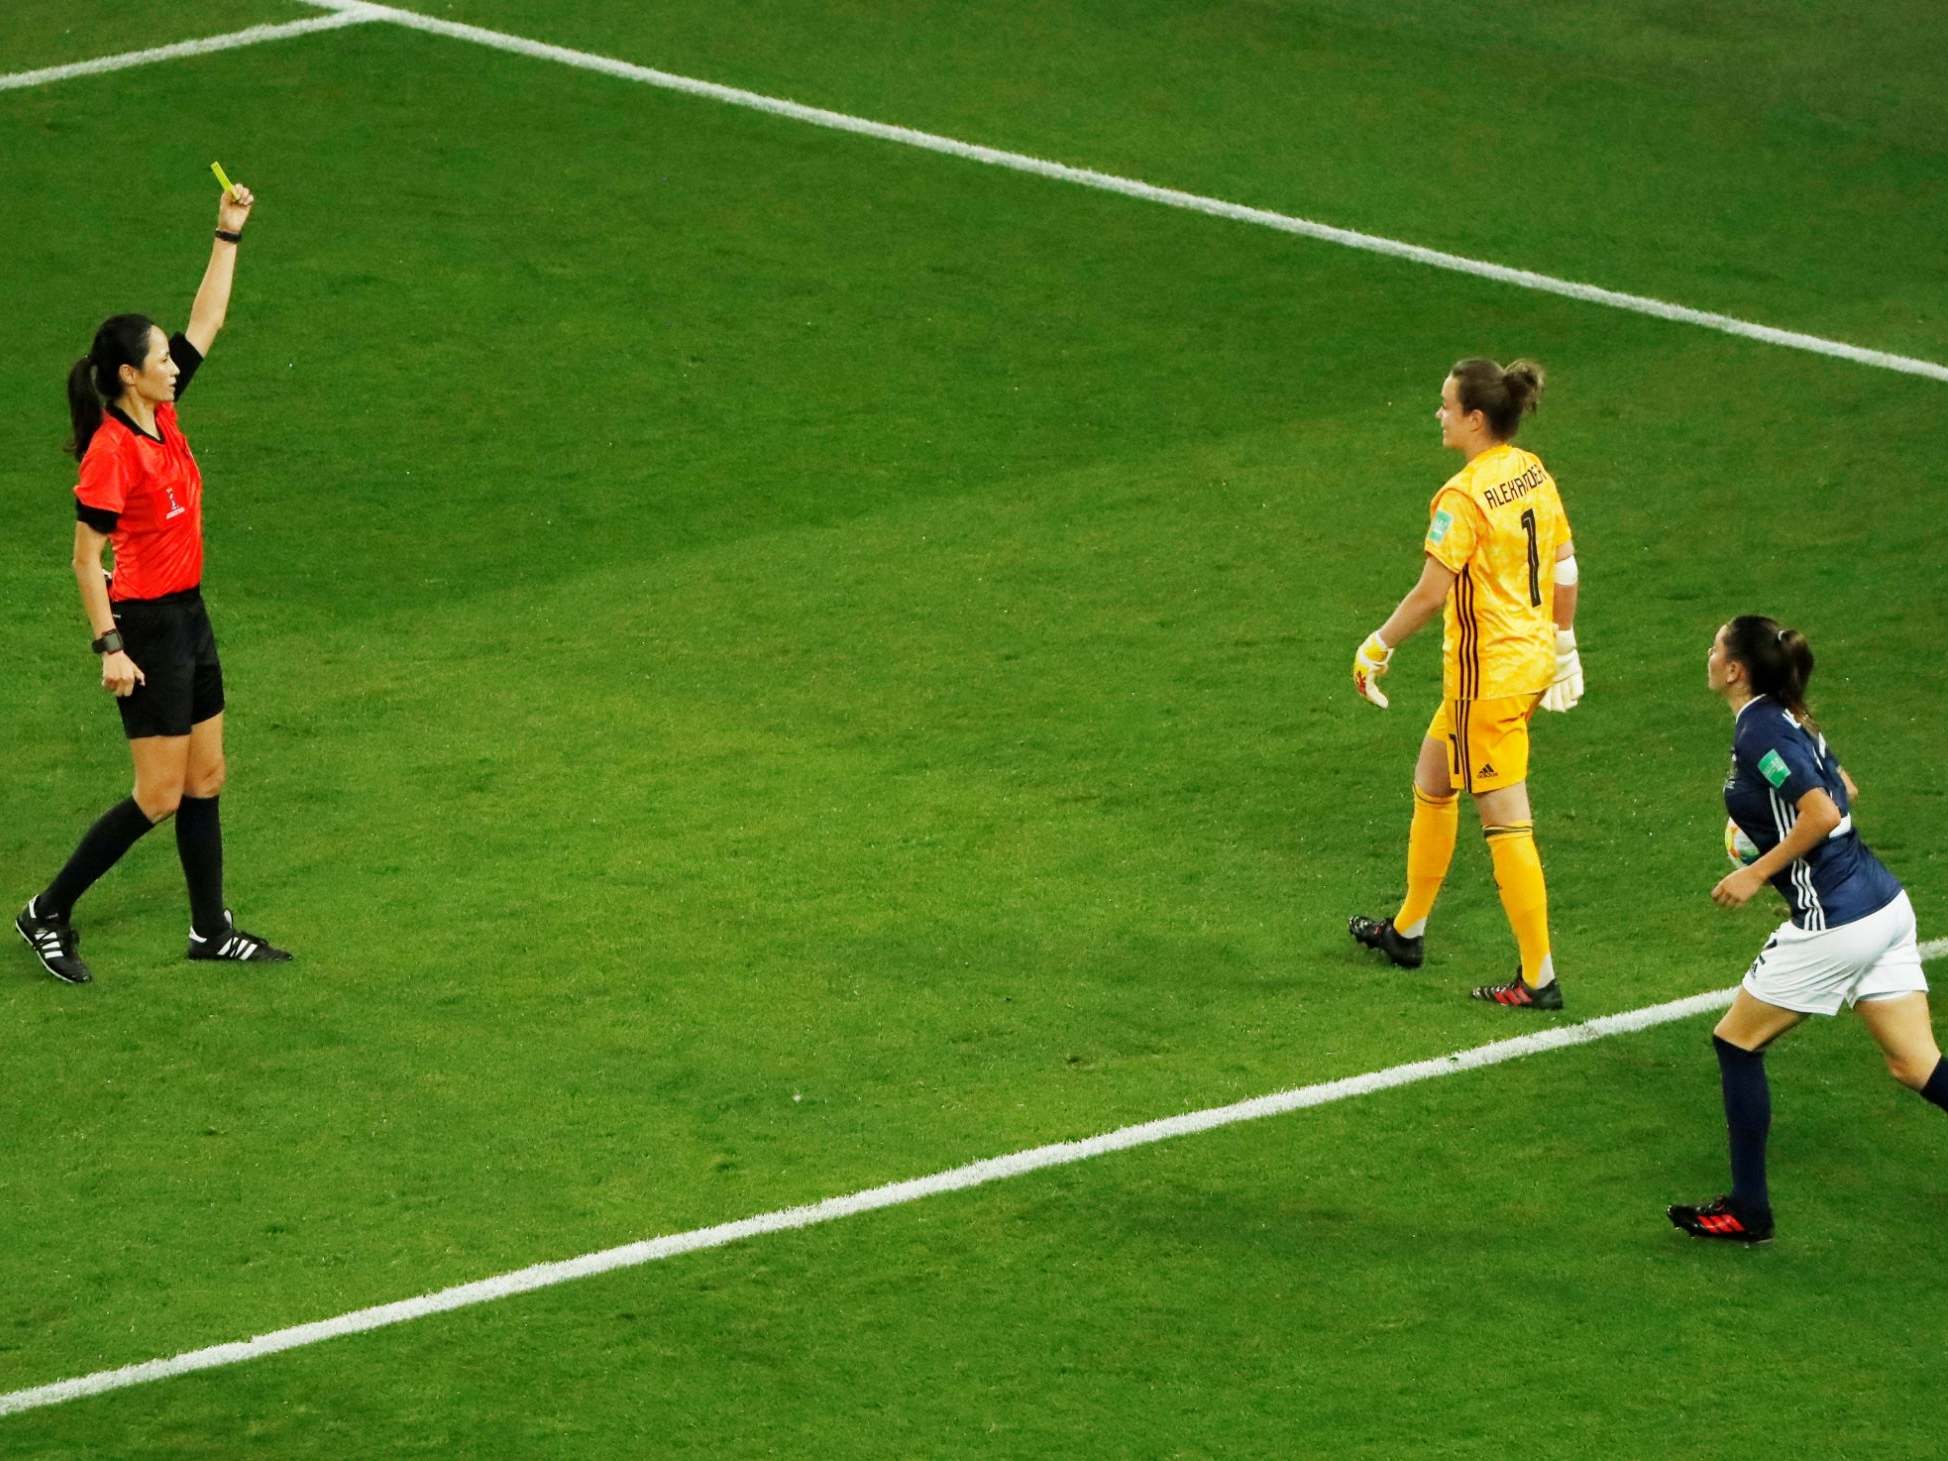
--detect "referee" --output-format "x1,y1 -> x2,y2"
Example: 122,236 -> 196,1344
14,182 -> 290,984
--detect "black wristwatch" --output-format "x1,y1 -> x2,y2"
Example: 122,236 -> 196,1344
91,629 -> 125,656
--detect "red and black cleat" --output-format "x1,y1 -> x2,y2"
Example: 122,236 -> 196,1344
1348,915 -> 1424,969
1469,968 -> 1563,1009
1667,1194 -> 1774,1245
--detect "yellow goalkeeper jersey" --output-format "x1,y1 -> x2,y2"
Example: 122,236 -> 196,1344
1422,443 -> 1572,701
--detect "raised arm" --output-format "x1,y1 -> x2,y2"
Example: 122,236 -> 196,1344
183,181 -> 256,356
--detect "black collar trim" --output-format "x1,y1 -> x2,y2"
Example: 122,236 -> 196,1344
107,404 -> 164,444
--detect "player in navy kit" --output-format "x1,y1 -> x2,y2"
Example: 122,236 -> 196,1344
1667,616 -> 1945,1242
14,183 -> 290,985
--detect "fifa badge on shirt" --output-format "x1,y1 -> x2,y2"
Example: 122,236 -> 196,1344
1757,749 -> 1791,788
1427,509 -> 1453,545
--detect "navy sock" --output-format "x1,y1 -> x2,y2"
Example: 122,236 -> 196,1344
40,797 -> 156,921
1714,1035 -> 1772,1216
175,795 -> 226,939
1920,1057 -> 1948,1114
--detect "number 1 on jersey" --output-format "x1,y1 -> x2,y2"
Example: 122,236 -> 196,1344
1519,507 -> 1541,607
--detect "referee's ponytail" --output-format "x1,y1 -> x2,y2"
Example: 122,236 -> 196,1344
66,314 -> 155,460
1725,614 -> 1818,730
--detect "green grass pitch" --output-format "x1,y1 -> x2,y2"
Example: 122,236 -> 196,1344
2,1 -> 1946,1454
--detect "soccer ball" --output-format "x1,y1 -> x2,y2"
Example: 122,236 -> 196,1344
1724,818 -> 1760,867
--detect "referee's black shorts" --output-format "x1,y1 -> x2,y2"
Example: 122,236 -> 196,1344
111,588 -> 225,740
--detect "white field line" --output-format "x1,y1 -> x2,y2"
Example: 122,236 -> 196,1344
0,10 -> 381,92
1,984 -> 1741,1418
6,942 -> 1945,1420
293,0 -> 1948,386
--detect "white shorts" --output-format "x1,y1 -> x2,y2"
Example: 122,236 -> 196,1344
1742,890 -> 1928,1017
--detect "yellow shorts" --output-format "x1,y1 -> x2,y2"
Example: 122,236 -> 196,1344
1426,693 -> 1543,794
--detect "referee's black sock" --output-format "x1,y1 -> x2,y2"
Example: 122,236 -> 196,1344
1713,1035 -> 1772,1217
39,797 -> 157,921
1920,1058 -> 1948,1114
175,795 -> 226,940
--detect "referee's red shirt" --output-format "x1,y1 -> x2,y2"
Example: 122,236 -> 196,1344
75,391 -> 205,602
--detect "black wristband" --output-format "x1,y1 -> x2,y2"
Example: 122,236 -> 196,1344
215,228 -> 242,243
91,629 -> 125,656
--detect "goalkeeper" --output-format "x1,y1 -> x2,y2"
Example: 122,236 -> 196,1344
1346,359 -> 1583,1009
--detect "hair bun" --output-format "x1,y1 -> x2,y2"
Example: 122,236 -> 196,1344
1503,360 -> 1545,410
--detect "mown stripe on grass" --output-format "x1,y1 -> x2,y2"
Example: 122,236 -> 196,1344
8,933 -> 1944,1419
294,0 -> 1948,384
1,983 -> 1743,1418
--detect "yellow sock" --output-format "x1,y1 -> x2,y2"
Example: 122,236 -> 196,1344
1393,787 -> 1460,937
1485,822 -> 1553,987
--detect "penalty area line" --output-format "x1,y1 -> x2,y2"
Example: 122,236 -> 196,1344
0,10 -> 384,93
0,982 -> 1744,1419
290,0 -> 1948,385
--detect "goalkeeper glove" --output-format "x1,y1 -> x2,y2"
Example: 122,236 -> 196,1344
1352,631 -> 1393,708
1541,628 -> 1584,712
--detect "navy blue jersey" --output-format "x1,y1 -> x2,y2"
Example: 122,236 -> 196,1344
1724,697 -> 1902,930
